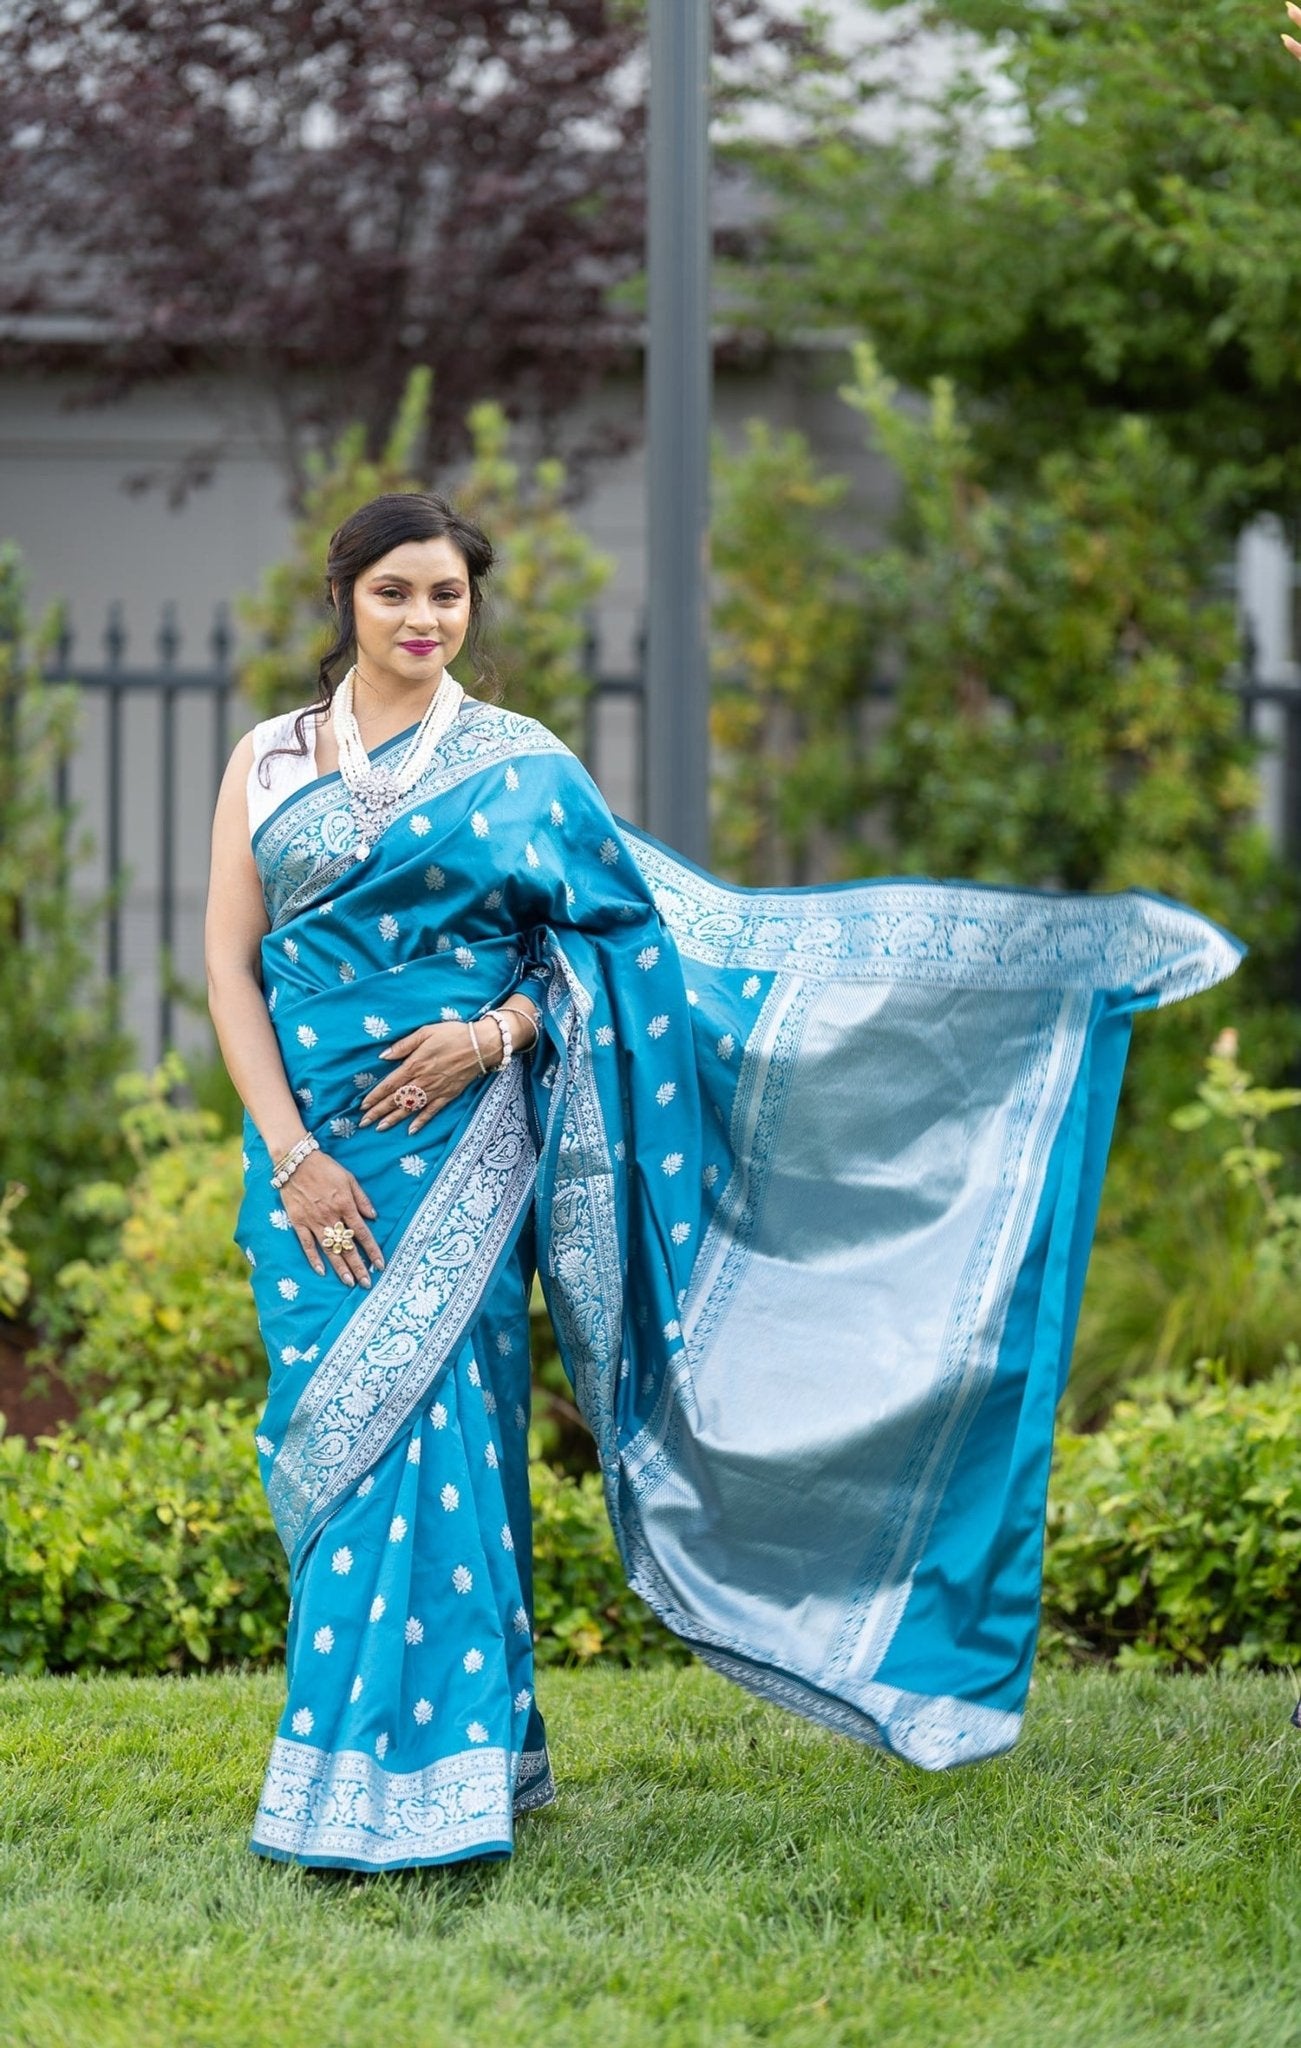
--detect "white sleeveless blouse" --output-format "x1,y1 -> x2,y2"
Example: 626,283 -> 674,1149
246,707 -> 321,840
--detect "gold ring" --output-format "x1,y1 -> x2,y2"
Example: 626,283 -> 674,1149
320,1220 -> 356,1255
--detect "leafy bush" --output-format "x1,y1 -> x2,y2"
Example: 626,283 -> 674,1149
0,545 -> 135,1301
1043,1363 -> 1301,1672
45,1056 -> 262,1406
0,1395 -> 682,1676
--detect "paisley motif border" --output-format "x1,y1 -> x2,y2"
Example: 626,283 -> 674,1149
267,1061 -> 537,1560
625,832 -> 1243,1003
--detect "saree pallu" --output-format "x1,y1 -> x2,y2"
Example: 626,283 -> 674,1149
235,694 -> 1242,1869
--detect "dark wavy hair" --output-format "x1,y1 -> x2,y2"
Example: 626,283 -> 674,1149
258,491 -> 499,783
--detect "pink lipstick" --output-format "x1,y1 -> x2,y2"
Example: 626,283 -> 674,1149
399,639 -> 439,655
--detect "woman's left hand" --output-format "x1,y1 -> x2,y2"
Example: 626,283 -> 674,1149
359,1020 -> 488,1135
1285,2 -> 1301,60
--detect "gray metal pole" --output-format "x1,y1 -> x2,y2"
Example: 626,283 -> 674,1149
645,0 -> 711,863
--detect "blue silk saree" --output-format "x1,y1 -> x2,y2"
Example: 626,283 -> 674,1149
235,690 -> 1242,1870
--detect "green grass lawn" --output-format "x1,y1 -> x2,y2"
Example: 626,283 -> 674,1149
0,1666 -> 1297,2048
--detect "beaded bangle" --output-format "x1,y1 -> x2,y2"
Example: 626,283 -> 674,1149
270,1132 -> 319,1189
492,1007 -> 515,1072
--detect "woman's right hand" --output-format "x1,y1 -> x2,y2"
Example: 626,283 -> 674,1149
280,1149 -> 385,1288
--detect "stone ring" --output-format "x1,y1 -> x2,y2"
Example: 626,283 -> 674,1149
320,1220 -> 356,1255
393,1081 -> 429,1114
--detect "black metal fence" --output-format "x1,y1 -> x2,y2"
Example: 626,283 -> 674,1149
38,605 -> 1301,1064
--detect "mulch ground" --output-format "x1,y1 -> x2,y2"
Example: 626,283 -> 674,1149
0,1319 -> 79,1438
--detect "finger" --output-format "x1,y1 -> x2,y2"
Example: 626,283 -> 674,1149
295,1225 -> 326,1278
349,1179 -> 379,1220
351,1222 -> 385,1270
1286,32 -> 1301,55
1289,2 -> 1301,24
342,1240 -> 372,1288
318,1242 -> 358,1288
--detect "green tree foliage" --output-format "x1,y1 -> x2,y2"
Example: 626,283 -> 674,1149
750,0 -> 1301,511
239,369 -> 612,751
0,547 -> 134,1304
710,421 -> 874,883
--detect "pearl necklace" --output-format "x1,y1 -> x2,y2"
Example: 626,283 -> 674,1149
332,664 -> 464,860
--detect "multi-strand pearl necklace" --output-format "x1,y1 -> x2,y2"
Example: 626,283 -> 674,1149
331,663 -> 464,860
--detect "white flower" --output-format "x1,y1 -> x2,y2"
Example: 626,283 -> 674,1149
466,1721 -> 490,1744
513,1689 -> 532,1714
255,1433 -> 275,1456
331,1547 -> 353,1575
647,1014 -> 669,1039
279,1345 -> 300,1365
405,1616 -> 425,1645
686,988 -> 699,1007
636,945 -> 660,971
378,912 -> 399,941
375,1732 -> 389,1759
296,1024 -> 318,1048
500,1523 -> 515,1553
663,1318 -> 681,1341
440,1483 -> 460,1512
513,1606 -> 531,1635
505,765 -> 520,791
483,887 -> 503,911
291,1708 -> 314,1736
656,1082 -> 677,1107
425,863 -> 445,890
409,813 -> 432,836
483,1389 -> 497,1416
717,1034 -> 735,1061
671,1221 -> 692,1245
413,1698 -> 433,1725
463,1647 -> 485,1674
407,1437 -> 421,1464
598,837 -> 619,865
452,1564 -> 473,1594
525,841 -> 540,869
400,1155 -> 427,1177
514,1403 -> 527,1431
337,960 -> 356,983
277,1277 -> 299,1301
389,1515 -> 408,1544
550,799 -> 565,826
661,1152 -> 684,1177
702,1164 -> 719,1189
742,975 -> 761,999
313,1625 -> 334,1655
329,1115 -> 358,1139
350,1675 -> 363,1702
270,1207 -> 291,1231
430,1401 -> 448,1430
369,1595 -> 386,1622
455,945 -> 476,970
363,1014 -> 390,1039
294,1084 -> 313,1107
282,938 -> 299,964
357,1473 -> 375,1497
484,1442 -> 499,1470
466,1358 -> 481,1388
471,811 -> 490,838
595,1025 -> 615,1047
353,1070 -> 376,1092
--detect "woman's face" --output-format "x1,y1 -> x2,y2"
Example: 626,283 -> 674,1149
345,536 -> 474,695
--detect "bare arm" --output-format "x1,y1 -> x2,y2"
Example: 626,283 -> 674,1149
204,735 -> 382,1288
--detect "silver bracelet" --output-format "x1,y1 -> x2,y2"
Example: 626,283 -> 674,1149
270,1132 -> 319,1189
466,1018 -> 488,1075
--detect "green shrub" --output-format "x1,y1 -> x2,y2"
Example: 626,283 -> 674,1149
1043,1363 -> 1301,1671
0,1396 -> 683,1677
47,1057 -> 262,1407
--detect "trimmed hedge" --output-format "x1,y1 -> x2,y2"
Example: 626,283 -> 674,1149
0,1396 -> 683,1676
1044,1364 -> 1301,1670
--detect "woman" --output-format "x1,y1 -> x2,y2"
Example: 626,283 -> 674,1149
206,491 -> 1241,1871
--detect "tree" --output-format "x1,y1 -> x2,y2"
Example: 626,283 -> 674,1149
746,0 -> 1301,518
0,0 -> 823,497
